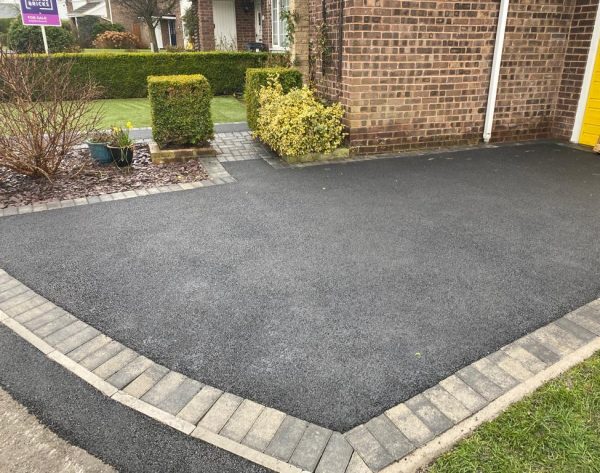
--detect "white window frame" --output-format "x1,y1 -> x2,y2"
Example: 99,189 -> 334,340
271,0 -> 289,51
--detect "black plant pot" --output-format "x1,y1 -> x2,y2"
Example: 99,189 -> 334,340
107,146 -> 134,167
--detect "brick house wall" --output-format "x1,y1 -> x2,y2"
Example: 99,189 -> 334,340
337,1 -> 499,154
492,1 -> 574,142
262,0 -> 272,49
303,0 -> 599,154
197,0 -> 216,50
108,0 -> 183,49
109,0 -> 144,43
553,0 -> 599,140
197,0 -> 256,50
234,0 -> 255,49
291,0 -> 309,75
308,0 -> 345,102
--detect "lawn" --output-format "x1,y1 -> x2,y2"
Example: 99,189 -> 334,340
428,352 -> 600,473
92,96 -> 247,128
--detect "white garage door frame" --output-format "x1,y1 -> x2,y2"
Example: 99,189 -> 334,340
570,5 -> 600,143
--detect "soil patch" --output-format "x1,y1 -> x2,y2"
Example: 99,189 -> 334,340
0,145 -> 209,208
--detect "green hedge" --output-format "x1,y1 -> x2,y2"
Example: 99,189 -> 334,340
149,74 -> 213,148
245,67 -> 303,130
30,52 -> 288,99
8,20 -> 76,53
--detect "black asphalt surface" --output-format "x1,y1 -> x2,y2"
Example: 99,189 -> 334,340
1,142 -> 600,433
0,326 -> 269,473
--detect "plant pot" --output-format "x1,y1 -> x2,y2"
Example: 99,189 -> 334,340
86,141 -> 112,165
107,145 -> 134,167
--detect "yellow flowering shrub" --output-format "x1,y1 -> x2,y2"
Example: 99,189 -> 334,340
254,77 -> 345,161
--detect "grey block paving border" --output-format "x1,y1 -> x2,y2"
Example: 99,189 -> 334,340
0,157 -> 234,219
0,269 -> 599,473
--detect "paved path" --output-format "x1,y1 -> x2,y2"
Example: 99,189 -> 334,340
0,387 -> 114,473
128,122 -> 250,141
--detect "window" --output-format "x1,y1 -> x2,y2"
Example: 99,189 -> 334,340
271,0 -> 289,50
167,19 -> 177,47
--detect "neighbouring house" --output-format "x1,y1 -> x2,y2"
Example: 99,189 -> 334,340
197,0 -> 600,155
0,1 -> 18,48
66,0 -> 184,49
0,2 -> 19,19
195,0 -> 288,51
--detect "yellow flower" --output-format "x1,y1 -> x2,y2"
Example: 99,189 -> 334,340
126,121 -> 133,129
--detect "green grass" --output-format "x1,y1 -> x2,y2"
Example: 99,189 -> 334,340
92,96 -> 246,128
428,352 -> 600,473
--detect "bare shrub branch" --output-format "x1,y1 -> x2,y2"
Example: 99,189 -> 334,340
0,50 -> 103,179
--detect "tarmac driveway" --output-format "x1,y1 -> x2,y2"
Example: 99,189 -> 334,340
1,142 -> 599,431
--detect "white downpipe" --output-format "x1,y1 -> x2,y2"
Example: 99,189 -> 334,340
483,0 -> 510,143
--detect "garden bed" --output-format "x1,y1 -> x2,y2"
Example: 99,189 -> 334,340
0,144 -> 208,209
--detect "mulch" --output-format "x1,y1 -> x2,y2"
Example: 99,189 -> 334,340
0,144 -> 209,209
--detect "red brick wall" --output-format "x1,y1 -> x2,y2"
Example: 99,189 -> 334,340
235,0 -> 256,49
307,0 -> 599,154
262,0 -> 272,49
339,1 -> 499,154
553,0 -> 599,140
308,0 -> 345,102
109,1 -> 147,46
109,0 -> 183,49
197,0 -> 216,50
492,1 -> 574,142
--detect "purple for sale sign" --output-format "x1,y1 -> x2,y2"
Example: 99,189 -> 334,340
19,0 -> 61,27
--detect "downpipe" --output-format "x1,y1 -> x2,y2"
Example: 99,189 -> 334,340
483,0 -> 510,144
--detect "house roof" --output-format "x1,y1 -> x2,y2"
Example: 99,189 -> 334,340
68,1 -> 106,18
0,3 -> 19,19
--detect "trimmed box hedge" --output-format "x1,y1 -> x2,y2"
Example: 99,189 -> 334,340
28,51 -> 288,99
245,67 -> 303,130
148,74 -> 213,148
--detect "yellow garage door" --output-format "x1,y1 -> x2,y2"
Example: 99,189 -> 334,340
580,43 -> 600,146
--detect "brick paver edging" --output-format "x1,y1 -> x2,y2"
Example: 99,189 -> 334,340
0,158 -> 234,219
0,269 -> 599,473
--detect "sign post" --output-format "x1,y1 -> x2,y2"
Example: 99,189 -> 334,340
18,0 -> 61,54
